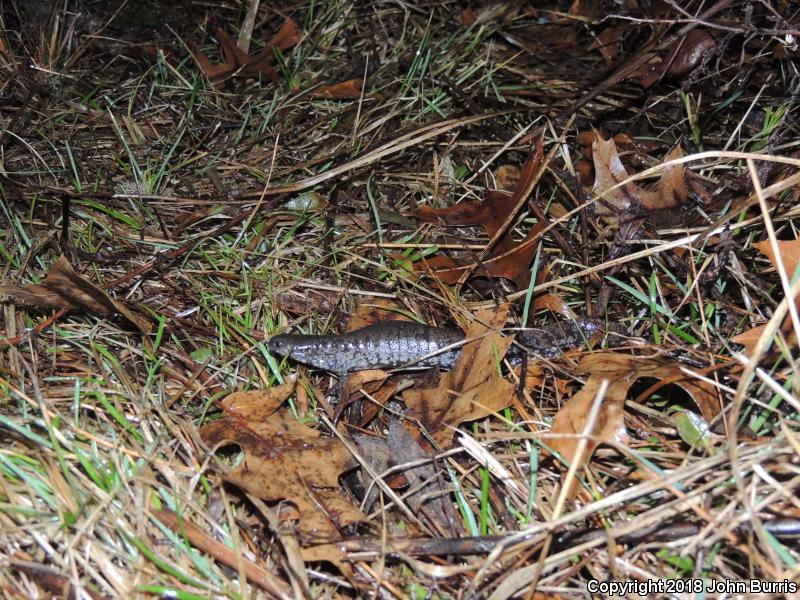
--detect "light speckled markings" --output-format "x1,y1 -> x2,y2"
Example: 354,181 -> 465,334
266,318 -> 617,375
267,321 -> 464,375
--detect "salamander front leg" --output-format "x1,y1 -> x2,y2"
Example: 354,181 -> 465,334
332,371 -> 350,424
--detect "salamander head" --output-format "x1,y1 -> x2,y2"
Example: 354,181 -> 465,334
267,333 -> 336,371
267,333 -> 300,358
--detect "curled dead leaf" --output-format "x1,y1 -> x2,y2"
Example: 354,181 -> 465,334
192,20 -> 300,85
591,133 -> 689,225
633,29 -> 716,88
411,144 -> 545,288
547,352 -> 722,498
0,255 -> 151,335
403,305 -> 516,447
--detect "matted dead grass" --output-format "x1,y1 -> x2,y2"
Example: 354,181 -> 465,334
1,1 -> 800,598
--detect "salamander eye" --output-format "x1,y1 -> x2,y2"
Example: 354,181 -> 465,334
268,337 -> 288,354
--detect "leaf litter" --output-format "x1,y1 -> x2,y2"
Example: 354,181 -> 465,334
1,1 -> 800,598
199,378 -> 364,540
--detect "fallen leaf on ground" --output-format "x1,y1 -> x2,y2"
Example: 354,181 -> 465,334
386,419 -> 462,535
412,143 -> 545,288
346,297 -> 411,331
274,289 -> 338,317
589,24 -> 625,64
548,352 -> 721,497
592,133 -> 688,224
460,8 -> 476,26
493,164 -> 521,192
200,378 -> 364,538
351,432 -> 392,510
403,305 -> 515,447
548,358 -> 630,470
336,368 -> 394,423
632,29 -> 715,88
0,283 -> 73,311
311,78 -> 364,99
192,20 -> 300,85
753,238 -> 800,280
732,237 -> 800,353
354,419 -> 462,535
657,145 -> 689,209
0,255 -> 151,335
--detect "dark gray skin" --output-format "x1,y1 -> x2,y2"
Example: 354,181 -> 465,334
268,318 -> 627,420
268,322 -> 465,414
267,321 -> 465,375
267,318 -> 620,378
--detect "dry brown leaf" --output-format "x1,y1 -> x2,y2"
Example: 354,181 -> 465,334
347,297 -> 409,331
548,359 -> 630,471
10,562 -> 106,600
403,306 -> 516,447
0,256 -> 151,335
493,164 -> 521,192
344,369 -> 391,392
754,238 -> 800,280
592,133 -> 688,223
548,352 -> 722,495
667,29 -> 716,77
732,237 -> 800,353
529,293 -> 572,317
419,221 -> 544,287
311,78 -> 364,99
590,24 -> 626,64
460,8 -> 476,26
730,314 -> 800,357
580,352 -> 721,421
633,29 -> 715,88
657,145 -> 688,209
731,325 -> 767,355
356,376 -> 404,428
0,283 -> 77,310
413,189 -> 518,233
337,368 -> 394,422
592,132 -> 659,220
412,143 -> 545,288
385,419 -> 462,535
200,379 -> 364,538
192,20 -> 300,85
46,257 -> 152,334
275,289 -> 337,317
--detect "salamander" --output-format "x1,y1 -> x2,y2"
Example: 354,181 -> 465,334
267,318 -> 618,377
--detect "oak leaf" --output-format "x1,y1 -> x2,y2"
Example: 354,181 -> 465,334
199,378 -> 364,538
548,352 -> 721,496
192,20 -> 300,85
591,133 -> 688,224
403,306 -> 516,447
412,143 -> 545,288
